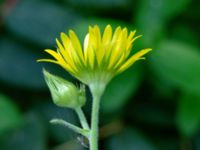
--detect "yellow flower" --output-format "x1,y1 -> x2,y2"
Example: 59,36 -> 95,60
38,25 -> 151,86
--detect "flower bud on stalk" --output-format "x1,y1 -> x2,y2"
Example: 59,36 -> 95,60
43,69 -> 86,109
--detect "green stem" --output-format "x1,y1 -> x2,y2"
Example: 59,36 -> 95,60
75,107 -> 90,130
89,83 -> 105,150
50,119 -> 89,137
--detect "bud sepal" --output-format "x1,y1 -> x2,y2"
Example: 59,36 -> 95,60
43,69 -> 86,109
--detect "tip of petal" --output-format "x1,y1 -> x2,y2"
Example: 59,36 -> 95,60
94,25 -> 99,28
60,32 -> 67,37
68,29 -> 75,36
116,26 -> 122,30
36,59 -> 46,62
106,24 -> 111,28
145,48 -> 153,52
122,27 -> 128,31
37,59 -> 58,63
55,38 -> 60,43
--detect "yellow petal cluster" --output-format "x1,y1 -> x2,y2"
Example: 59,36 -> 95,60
38,25 -> 151,85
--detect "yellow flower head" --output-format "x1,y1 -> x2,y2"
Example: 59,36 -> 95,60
38,25 -> 151,86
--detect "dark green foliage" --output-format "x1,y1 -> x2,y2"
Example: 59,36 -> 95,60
0,0 -> 200,149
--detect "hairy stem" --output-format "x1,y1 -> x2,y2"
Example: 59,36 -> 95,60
75,107 -> 90,130
50,119 -> 89,137
89,83 -> 105,150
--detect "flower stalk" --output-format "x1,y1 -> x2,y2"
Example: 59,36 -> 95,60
75,107 -> 90,130
89,84 -> 105,150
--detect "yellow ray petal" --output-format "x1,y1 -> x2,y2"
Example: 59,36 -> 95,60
113,53 -> 126,69
60,32 -> 70,50
59,63 -> 77,75
59,32 -> 83,69
108,37 -> 125,69
84,33 -> 89,56
94,25 -> 103,65
68,30 -> 84,61
83,33 -> 93,67
44,49 -> 61,61
122,27 -> 128,39
112,26 -> 122,44
102,25 -> 112,45
117,48 -> 152,73
107,28 -> 128,69
102,25 -> 113,60
56,38 -> 65,52
127,30 -> 136,41
130,35 -> 142,43
103,26 -> 121,64
125,35 -> 142,57
86,45 -> 95,69
58,35 -> 71,58
59,33 -> 78,68
44,48 -> 67,68
94,25 -> 101,46
85,29 -> 97,69
37,59 -> 58,64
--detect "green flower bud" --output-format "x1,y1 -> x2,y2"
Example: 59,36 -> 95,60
43,69 -> 86,109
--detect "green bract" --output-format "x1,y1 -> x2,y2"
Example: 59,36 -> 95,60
43,69 -> 86,109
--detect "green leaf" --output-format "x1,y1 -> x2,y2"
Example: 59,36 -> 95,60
0,112 -> 46,150
106,129 -> 156,150
5,0 -> 80,46
0,94 -> 23,137
0,38 -> 46,89
150,40 -> 200,95
135,0 -> 190,46
176,93 -> 200,137
101,64 -> 142,114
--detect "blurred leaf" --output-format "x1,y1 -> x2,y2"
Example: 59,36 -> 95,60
194,134 -> 200,150
32,101 -> 79,143
0,94 -> 22,137
0,112 -> 46,150
0,38 -> 46,89
150,75 -> 177,100
53,140 -> 84,150
171,25 -> 200,47
106,128 -> 156,150
5,0 -> 80,46
161,0 -> 190,18
150,40 -> 200,95
176,93 -> 200,137
130,103 -> 174,128
67,0 -> 130,10
101,64 -> 142,114
135,0 -> 190,46
152,137 -> 180,150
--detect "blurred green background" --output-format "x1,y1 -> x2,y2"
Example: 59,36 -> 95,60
0,0 -> 200,149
